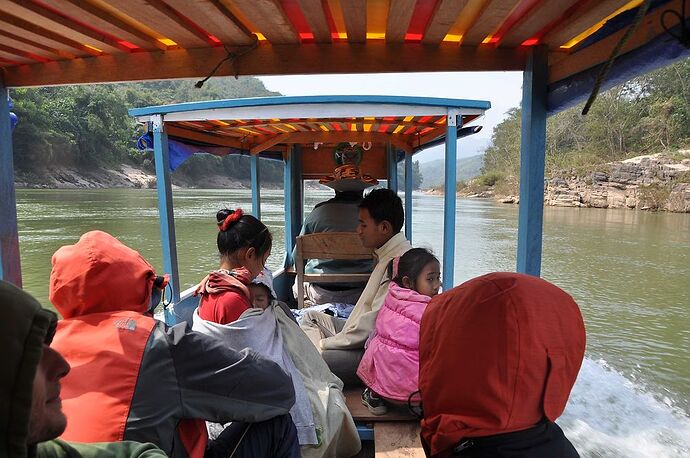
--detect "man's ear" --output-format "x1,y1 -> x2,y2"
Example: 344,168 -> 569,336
401,276 -> 413,289
380,220 -> 393,235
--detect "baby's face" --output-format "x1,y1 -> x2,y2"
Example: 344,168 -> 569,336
249,285 -> 270,309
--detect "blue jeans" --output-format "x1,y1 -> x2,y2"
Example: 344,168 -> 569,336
205,414 -> 299,458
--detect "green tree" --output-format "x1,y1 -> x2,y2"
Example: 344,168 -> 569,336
481,59 -> 690,181
412,160 -> 423,189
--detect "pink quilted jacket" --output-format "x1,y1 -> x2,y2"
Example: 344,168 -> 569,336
357,282 -> 431,402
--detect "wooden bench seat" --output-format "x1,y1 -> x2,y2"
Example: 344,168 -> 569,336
294,232 -> 374,308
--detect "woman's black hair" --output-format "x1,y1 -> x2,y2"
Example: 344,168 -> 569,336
391,248 -> 439,288
216,208 -> 272,259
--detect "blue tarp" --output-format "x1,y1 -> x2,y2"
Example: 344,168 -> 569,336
547,20 -> 690,114
137,132 -> 246,171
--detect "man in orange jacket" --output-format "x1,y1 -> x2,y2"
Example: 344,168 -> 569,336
49,230 -> 299,458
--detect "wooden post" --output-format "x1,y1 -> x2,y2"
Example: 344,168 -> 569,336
387,143 -> 398,193
404,151 -> 413,242
283,144 -> 303,267
152,115 -> 181,323
250,154 -> 261,219
0,84 -> 21,286
442,109 -> 460,289
517,46 -> 548,277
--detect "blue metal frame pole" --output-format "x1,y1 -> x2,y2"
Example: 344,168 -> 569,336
404,152 -> 413,242
0,85 -> 21,286
250,154 -> 261,219
442,109 -> 460,289
151,115 -> 180,323
283,145 -> 303,267
387,143 -> 398,192
517,46 -> 548,277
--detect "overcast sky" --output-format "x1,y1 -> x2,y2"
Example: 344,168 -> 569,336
259,72 -> 523,162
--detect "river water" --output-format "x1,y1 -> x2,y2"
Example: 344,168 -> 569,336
15,188 -> 690,457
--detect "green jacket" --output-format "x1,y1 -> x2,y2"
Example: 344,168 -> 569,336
36,440 -> 164,458
0,280 -> 166,458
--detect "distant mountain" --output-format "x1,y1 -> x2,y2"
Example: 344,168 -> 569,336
420,154 -> 485,188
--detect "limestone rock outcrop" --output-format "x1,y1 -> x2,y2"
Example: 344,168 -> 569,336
541,152 -> 690,212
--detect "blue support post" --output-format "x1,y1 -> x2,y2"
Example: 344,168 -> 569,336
404,151 -> 413,242
442,110 -> 460,290
0,85 -> 21,286
387,143 -> 398,193
517,46 -> 548,277
283,145 -> 303,267
250,154 -> 261,219
151,115 -> 180,324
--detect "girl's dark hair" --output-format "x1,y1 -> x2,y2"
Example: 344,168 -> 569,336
390,248 -> 439,288
216,208 -> 272,259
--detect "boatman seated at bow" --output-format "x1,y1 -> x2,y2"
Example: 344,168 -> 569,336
293,143 -> 376,306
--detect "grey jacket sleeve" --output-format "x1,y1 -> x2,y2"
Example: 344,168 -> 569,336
163,322 -> 296,423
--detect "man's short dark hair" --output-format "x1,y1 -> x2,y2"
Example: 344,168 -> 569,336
359,188 -> 404,233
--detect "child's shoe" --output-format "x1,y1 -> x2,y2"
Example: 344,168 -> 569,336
361,388 -> 388,415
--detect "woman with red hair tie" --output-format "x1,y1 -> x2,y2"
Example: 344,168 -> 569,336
196,208 -> 273,325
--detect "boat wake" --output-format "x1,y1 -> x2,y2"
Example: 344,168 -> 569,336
560,357 -> 690,457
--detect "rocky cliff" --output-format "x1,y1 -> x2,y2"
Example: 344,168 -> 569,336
543,152 -> 690,212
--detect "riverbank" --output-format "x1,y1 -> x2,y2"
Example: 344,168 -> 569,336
426,151 -> 690,213
13,163 -> 333,190
13,164 -> 267,190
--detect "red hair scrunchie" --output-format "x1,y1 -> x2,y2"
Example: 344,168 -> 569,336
219,208 -> 244,232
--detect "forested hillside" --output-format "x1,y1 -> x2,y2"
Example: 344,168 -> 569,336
10,77 -> 285,186
480,60 -> 689,192
420,154 -> 485,188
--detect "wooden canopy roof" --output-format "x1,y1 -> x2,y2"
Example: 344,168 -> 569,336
2,0 -> 688,103
130,95 -> 489,158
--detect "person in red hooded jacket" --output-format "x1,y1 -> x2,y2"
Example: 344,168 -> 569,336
418,272 -> 586,458
49,230 -> 299,458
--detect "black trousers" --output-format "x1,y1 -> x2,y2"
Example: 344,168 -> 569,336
205,414 -> 300,458
423,420 -> 579,458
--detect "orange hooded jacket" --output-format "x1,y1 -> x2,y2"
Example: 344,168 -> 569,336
49,231 -> 295,458
419,272 -> 586,457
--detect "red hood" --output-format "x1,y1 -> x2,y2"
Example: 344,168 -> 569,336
50,231 -> 156,318
419,272 -> 586,456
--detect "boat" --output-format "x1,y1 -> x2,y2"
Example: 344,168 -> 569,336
1,1 -> 688,455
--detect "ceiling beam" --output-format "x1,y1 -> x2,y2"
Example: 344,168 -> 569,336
386,0 -> 416,43
247,130 -> 414,153
250,132 -> 290,154
166,126 -> 245,150
422,0 -> 470,45
298,0 -> 332,43
2,41 -> 528,88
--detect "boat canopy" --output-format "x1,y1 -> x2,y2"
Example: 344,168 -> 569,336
130,95 -> 489,177
2,1 -> 688,294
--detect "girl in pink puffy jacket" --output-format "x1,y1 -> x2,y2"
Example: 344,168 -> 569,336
357,248 -> 441,415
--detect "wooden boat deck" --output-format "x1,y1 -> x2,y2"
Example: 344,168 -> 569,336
343,388 -> 424,457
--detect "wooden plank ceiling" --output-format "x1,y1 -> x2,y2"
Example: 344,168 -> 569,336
164,113 -> 481,155
0,0 -> 684,87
